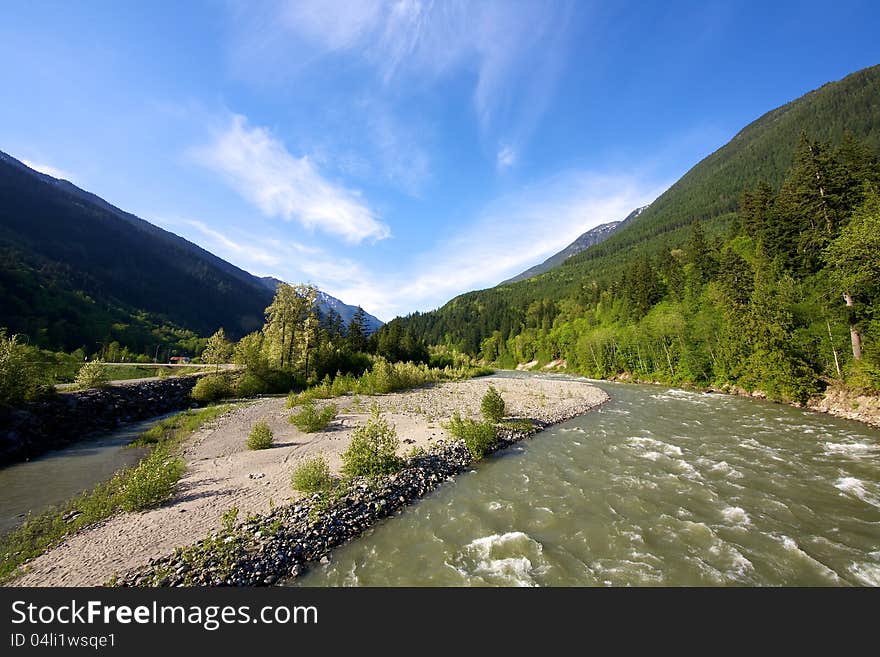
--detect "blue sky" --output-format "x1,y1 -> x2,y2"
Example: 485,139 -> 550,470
1,1 -> 878,321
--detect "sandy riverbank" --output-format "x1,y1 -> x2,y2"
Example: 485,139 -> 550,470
12,375 -> 607,586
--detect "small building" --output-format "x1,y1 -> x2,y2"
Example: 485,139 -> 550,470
169,356 -> 192,364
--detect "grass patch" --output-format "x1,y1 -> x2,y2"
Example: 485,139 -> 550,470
289,401 -> 337,432
287,357 -> 495,406
0,404 -> 230,584
291,454 -> 334,493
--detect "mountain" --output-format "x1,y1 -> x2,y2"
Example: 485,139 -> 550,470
502,206 -> 647,284
0,152 -> 378,352
258,277 -> 383,334
388,64 -> 880,356
561,64 -> 880,276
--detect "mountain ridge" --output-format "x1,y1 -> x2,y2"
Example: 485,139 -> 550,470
0,152 -> 379,352
502,205 -> 649,284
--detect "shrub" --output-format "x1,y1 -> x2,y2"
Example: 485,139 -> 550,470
247,422 -> 274,450
340,405 -> 402,478
291,454 -> 333,493
74,360 -> 110,390
290,401 -> 337,432
0,330 -> 43,406
444,412 -> 497,460
118,446 -> 185,512
191,374 -> 233,402
480,385 -> 506,422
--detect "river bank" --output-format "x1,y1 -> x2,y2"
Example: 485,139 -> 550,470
516,362 -> 880,429
9,376 -> 608,586
0,376 -> 201,466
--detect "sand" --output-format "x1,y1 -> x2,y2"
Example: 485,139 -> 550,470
11,375 -> 607,586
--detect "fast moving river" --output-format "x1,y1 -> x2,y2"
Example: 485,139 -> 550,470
0,416 -> 166,535
296,374 -> 880,586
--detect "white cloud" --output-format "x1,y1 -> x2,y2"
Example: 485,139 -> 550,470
147,168 -> 664,322
21,159 -> 75,182
496,145 -> 517,169
302,170 -> 667,320
190,114 -> 390,244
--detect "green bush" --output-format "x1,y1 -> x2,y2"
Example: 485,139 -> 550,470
74,360 -> 110,390
191,374 -> 233,402
118,447 -> 185,512
0,330 -> 43,407
444,412 -> 497,460
247,422 -> 274,450
480,385 -> 506,422
291,454 -> 333,493
340,405 -> 402,478
290,401 -> 338,432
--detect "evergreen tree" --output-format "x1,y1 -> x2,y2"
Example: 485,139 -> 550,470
347,307 -> 369,353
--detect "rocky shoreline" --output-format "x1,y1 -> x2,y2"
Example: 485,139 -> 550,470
0,376 -> 201,466
114,400 -> 604,587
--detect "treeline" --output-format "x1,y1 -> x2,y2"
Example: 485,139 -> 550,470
388,133 -> 880,403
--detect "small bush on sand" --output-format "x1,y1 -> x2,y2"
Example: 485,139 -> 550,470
74,360 -> 110,390
290,401 -> 337,432
247,422 -> 274,450
291,454 -> 333,493
480,386 -> 506,422
444,412 -> 497,460
341,405 -> 402,479
191,374 -> 233,402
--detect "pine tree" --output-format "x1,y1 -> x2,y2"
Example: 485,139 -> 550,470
347,307 -> 369,353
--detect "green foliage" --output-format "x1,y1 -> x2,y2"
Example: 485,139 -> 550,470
201,328 -> 233,367
287,356 -> 492,406
132,405 -> 230,446
0,329 -> 45,407
289,401 -> 338,432
191,374 -> 234,402
74,359 -> 110,390
480,385 -> 506,422
291,454 -> 333,493
340,405 -> 402,478
825,189 -> 880,297
246,421 -> 274,450
117,446 -> 185,512
444,412 -> 497,460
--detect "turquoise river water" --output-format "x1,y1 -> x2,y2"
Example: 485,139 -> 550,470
295,374 -> 880,586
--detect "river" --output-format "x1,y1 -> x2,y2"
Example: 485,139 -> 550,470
0,416 -> 167,535
295,374 -> 880,586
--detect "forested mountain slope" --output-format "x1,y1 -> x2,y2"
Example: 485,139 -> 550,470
383,64 -> 880,402
0,152 -> 275,352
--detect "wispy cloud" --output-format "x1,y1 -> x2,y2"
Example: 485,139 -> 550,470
21,159 -> 75,182
190,114 -> 390,244
227,0 -> 574,167
150,168 -> 664,322
303,170 -> 667,319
